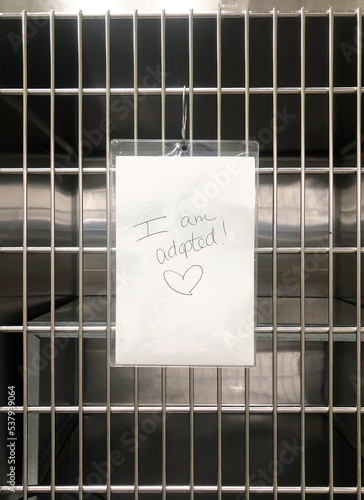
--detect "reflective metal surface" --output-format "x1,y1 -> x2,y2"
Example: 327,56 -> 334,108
3,1 -> 364,14
0,7 -> 364,500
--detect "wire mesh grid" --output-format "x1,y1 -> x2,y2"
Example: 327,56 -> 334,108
0,6 -> 363,500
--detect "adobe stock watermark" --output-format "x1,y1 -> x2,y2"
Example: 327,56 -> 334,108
82,290 -> 106,323
7,1 -> 74,54
349,373 -> 364,391
235,437 -> 301,499
59,412 -> 165,500
251,105 -> 297,152
65,64 -> 168,169
16,337 -> 70,380
186,104 -> 296,212
250,438 -> 301,487
257,243 -> 328,324
340,25 -> 364,64
7,17 -> 48,54
190,158 -> 244,210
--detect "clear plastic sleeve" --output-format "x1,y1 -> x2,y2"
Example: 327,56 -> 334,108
109,140 -> 259,367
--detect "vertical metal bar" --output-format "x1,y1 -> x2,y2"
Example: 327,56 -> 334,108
161,0 -> 167,424
134,368 -> 139,500
105,10 -> 111,500
328,8 -> 334,500
356,8 -> 362,500
272,8 -> 278,500
188,9 -> 195,500
244,8 -> 249,142
22,10 -> 28,500
133,9 -> 138,151
161,9 -> 166,143
189,9 -> 194,145
300,7 -> 306,500
244,8 -> 250,500
216,8 -> 221,147
216,7 -> 222,500
161,368 -> 166,500
77,10 -> 84,500
49,10 -> 56,500
217,367 -> 222,500
133,9 -> 139,499
189,367 -> 194,500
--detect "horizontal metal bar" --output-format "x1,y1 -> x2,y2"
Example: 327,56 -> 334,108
4,167 -> 363,176
1,246 -> 364,254
0,325 -> 108,332
0,168 -> 108,174
256,326 -> 361,335
0,167 -> 362,175
1,405 -> 363,414
0,484 -> 363,494
0,324 -> 363,334
0,246 -> 108,253
259,246 -> 364,253
0,168 -> 79,175
1,322 -> 363,342
1,86 -> 364,96
2,330 -> 364,342
0,10 -> 363,20
232,166 -> 364,174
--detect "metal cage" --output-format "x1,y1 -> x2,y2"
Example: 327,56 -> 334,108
0,1 -> 363,499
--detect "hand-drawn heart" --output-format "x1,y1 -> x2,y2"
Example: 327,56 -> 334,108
163,265 -> 203,296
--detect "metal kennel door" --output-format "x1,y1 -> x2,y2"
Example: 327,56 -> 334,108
0,1 -> 363,500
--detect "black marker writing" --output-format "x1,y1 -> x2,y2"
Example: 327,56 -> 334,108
163,265 -> 204,296
222,220 -> 227,237
180,214 -> 217,228
133,215 -> 168,242
156,228 -> 217,264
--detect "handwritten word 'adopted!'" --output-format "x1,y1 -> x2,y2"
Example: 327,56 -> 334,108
132,214 -> 228,265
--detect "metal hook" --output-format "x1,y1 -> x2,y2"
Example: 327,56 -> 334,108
181,85 -> 188,150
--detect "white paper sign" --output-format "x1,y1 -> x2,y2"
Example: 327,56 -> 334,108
115,155 -> 256,366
